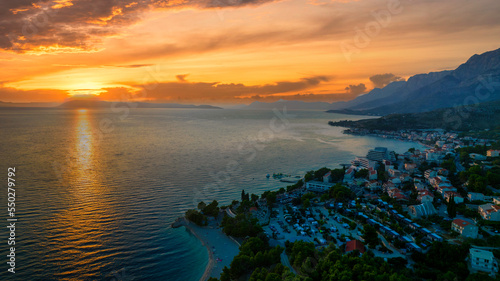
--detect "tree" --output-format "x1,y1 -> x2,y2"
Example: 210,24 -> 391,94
265,192 -> 277,206
314,167 -> 331,180
304,171 -> 314,182
251,194 -> 259,202
355,169 -> 369,179
185,209 -> 207,226
241,190 -> 250,202
329,183 -> 354,202
303,198 -> 311,208
330,168 -> 345,182
362,224 -> 380,248
447,196 -> 457,218
197,201 -> 206,210
203,200 -> 220,218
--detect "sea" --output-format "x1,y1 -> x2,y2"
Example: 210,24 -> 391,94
0,107 -> 427,280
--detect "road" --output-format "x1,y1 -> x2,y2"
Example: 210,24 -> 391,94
280,251 -> 297,275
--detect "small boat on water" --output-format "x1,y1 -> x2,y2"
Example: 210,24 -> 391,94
266,174 -> 270,178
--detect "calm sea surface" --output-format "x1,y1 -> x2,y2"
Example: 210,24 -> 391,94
0,108 -> 426,280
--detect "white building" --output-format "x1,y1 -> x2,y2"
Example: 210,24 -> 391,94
451,218 -> 478,239
479,204 -> 500,221
487,150 -> 500,157
408,202 -> 437,219
468,192 -> 486,202
470,248 -> 498,275
305,181 -> 332,193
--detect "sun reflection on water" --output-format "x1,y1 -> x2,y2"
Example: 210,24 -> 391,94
47,109 -> 120,278
75,109 -> 93,171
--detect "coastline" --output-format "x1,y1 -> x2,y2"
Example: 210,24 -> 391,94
173,217 -> 240,281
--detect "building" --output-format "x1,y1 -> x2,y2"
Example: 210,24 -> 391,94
400,173 -> 411,183
388,188 -> 408,201
344,167 -> 355,181
424,169 -> 437,181
452,218 -> 478,239
408,202 -> 437,219
368,168 -> 378,180
444,191 -> 464,204
345,240 -> 365,254
417,190 -> 434,203
305,181 -> 331,193
487,150 -> 500,157
470,153 -> 487,161
323,171 -> 332,183
468,192 -> 486,202
352,157 -> 377,169
366,180 -> 381,190
405,163 -> 417,173
366,147 -> 396,162
479,204 -> 500,221
470,248 -> 498,275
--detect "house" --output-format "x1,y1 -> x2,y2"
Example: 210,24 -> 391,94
388,188 -> 408,201
470,153 -> 487,161
344,167 -> 355,181
417,190 -> 434,203
444,191 -> 464,204
400,173 -> 412,183
468,192 -> 486,202
452,218 -> 479,239
383,181 -> 396,192
414,182 -> 427,191
405,163 -> 417,172
388,169 -> 401,178
408,202 -> 437,219
389,177 -> 402,185
424,169 -> 437,181
323,171 -> 332,183
366,180 -> 381,190
368,168 -> 378,180
479,204 -> 500,221
487,150 -> 500,157
345,240 -> 365,254
470,248 -> 499,275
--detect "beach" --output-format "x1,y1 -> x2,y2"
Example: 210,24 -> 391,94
174,218 -> 241,280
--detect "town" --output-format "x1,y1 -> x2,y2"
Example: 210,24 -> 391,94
185,130 -> 500,281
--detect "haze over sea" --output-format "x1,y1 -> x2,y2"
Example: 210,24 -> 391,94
0,108 -> 426,280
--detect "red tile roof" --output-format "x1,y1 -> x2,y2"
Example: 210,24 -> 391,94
452,218 -> 472,227
346,240 -> 365,254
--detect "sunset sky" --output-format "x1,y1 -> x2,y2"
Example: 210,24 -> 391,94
1,0 -> 500,105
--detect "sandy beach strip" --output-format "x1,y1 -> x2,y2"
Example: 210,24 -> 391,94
181,218 -> 241,281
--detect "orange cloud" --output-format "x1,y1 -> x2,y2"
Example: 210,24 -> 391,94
0,86 -> 69,102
